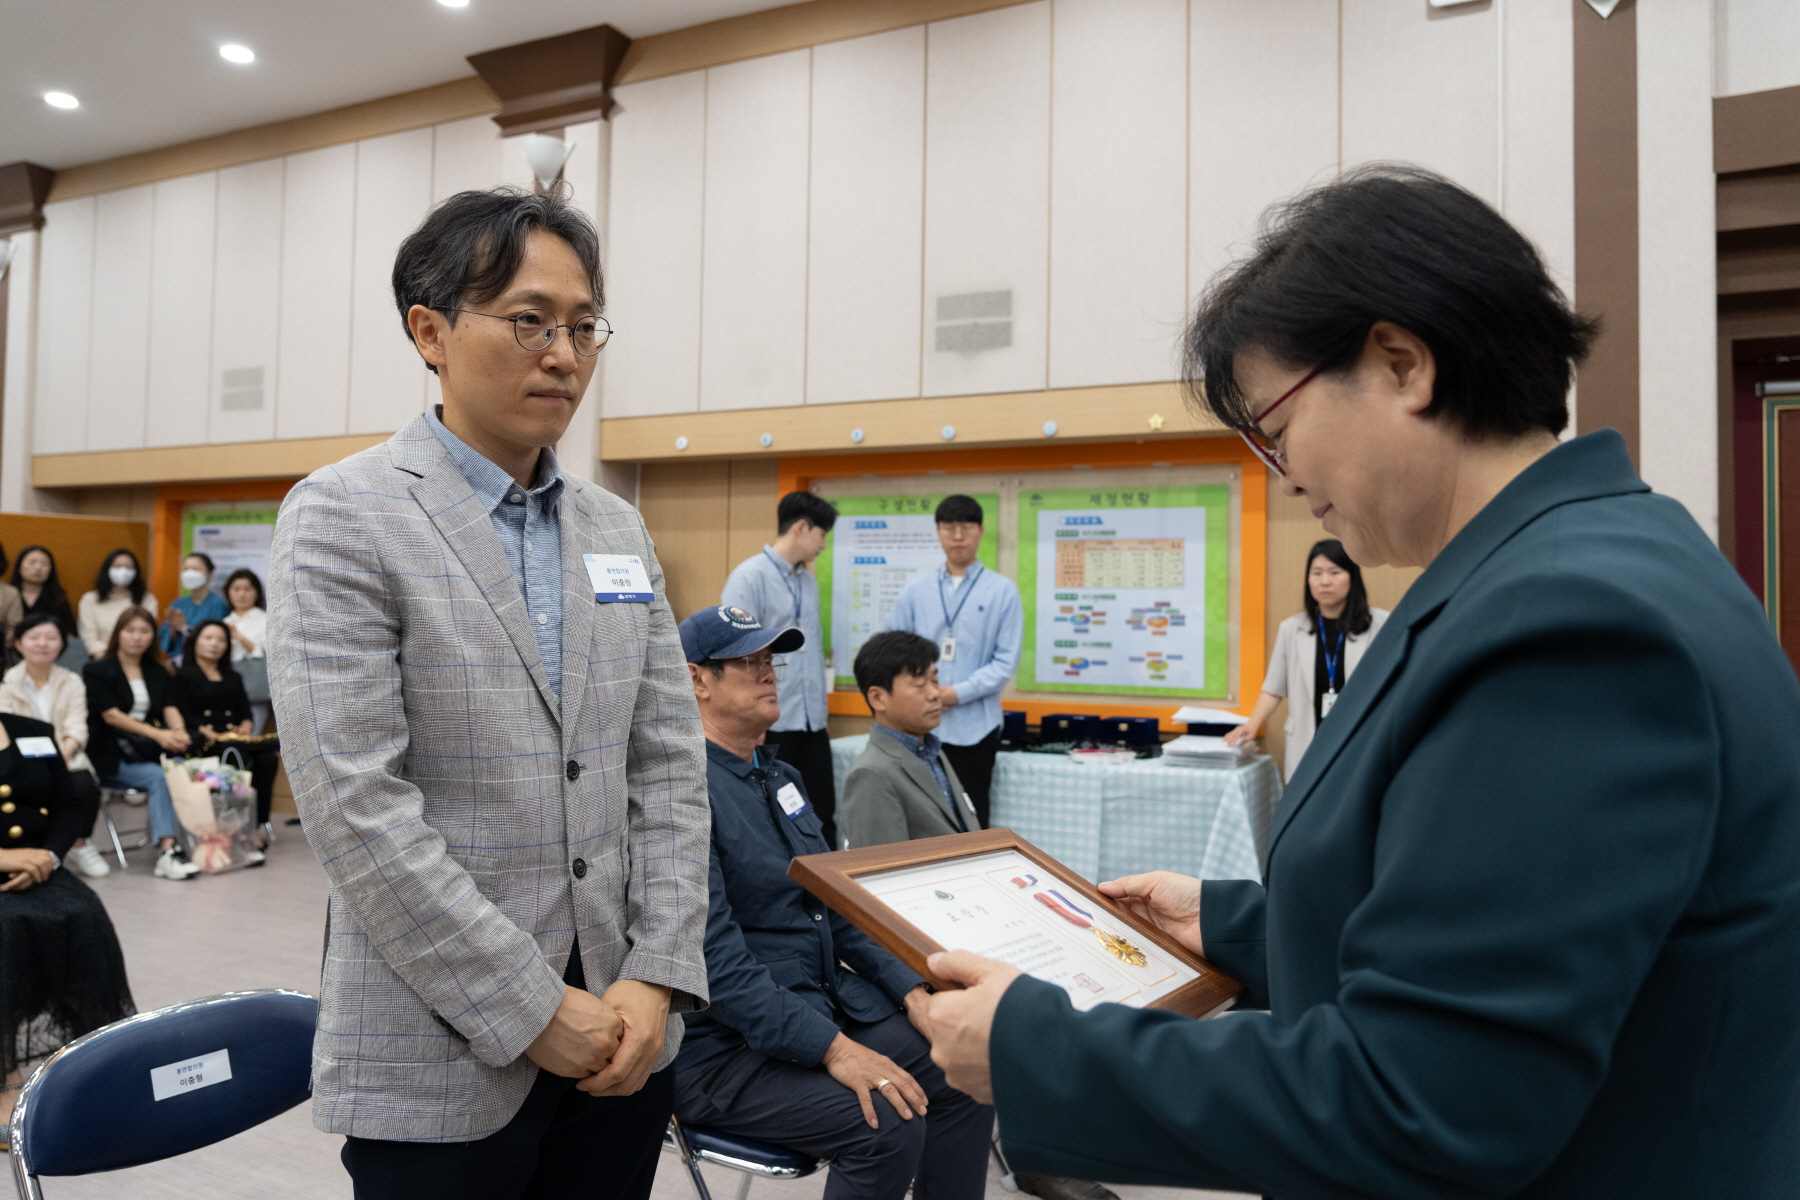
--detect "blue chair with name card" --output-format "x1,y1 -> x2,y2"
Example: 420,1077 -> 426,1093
663,1116 -> 824,1200
8,989 -> 317,1199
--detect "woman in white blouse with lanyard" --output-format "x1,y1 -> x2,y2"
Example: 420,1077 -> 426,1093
1226,539 -> 1388,780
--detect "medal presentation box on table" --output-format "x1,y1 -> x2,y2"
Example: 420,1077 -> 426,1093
790,829 -> 1240,1017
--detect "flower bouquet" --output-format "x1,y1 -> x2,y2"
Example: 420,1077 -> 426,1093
162,752 -> 262,873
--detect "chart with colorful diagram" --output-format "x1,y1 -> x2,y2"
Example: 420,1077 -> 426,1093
1017,484 -> 1230,698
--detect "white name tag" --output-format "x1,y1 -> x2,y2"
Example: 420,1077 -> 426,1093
776,782 -> 808,818
940,636 -> 957,663
1321,689 -> 1338,718
583,554 -> 654,603
149,1048 -> 233,1101
15,736 -> 57,757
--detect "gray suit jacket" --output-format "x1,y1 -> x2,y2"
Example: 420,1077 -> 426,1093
840,729 -> 978,848
268,415 -> 711,1142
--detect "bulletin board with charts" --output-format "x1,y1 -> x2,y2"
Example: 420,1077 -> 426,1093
812,464 -> 1241,704
180,502 -> 282,591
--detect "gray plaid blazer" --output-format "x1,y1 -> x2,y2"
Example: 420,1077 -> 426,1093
268,415 -> 710,1143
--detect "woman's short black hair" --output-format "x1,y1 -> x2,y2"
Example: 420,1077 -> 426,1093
392,187 -> 605,376
223,568 -> 266,611
97,548 -> 147,607
12,545 -> 70,616
183,551 -> 215,574
777,492 -> 838,536
12,611 -> 67,650
1185,164 -> 1598,441
853,631 -> 939,705
934,495 -> 985,526
1303,539 -> 1372,637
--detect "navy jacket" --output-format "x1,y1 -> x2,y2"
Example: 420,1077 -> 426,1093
679,741 -> 924,1100
990,431 -> 1800,1199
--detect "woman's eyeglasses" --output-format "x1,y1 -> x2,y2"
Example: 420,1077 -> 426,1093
1234,366 -> 1321,477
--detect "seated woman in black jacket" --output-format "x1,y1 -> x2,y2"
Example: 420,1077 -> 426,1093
0,709 -> 136,1128
172,620 -> 279,849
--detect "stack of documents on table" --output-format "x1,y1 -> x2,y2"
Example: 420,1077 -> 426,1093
1161,734 -> 1257,769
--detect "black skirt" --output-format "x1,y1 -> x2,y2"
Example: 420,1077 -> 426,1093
0,868 -> 135,1075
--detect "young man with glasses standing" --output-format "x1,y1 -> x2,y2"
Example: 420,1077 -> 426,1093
884,495 -> 1022,829
721,491 -> 839,846
268,188 -> 709,1200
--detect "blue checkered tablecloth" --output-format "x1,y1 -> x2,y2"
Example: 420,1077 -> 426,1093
830,735 -> 1281,883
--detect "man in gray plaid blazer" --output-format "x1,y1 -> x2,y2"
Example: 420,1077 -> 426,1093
268,188 -> 710,1199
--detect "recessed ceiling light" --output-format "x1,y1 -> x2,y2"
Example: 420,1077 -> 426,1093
219,44 -> 255,64
437,0 -> 471,8
44,91 -> 79,109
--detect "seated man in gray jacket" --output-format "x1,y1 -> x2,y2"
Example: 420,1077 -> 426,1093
840,632 -> 980,849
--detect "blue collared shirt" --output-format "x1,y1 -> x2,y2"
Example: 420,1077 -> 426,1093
426,407 -> 565,698
886,563 -> 1024,746
721,547 -> 828,732
872,723 -> 965,831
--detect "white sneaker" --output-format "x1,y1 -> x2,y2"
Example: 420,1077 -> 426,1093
65,843 -> 110,878
154,847 -> 200,880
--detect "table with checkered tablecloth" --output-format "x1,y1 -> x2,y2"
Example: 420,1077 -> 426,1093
829,735 -> 1281,883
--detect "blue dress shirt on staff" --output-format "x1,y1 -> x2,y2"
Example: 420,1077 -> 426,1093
721,548 -> 828,733
426,406 -> 565,697
885,564 -> 1022,748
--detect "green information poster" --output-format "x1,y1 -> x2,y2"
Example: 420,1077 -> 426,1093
817,493 -> 999,688
1017,484 -> 1229,698
181,504 -> 282,591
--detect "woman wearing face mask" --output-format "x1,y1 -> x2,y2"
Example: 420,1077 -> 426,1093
160,553 -> 227,661
76,549 -> 158,660
1225,539 -> 1388,780
12,545 -> 82,671
221,569 -> 271,735
82,607 -> 196,881
0,614 -> 107,879
173,619 -> 278,854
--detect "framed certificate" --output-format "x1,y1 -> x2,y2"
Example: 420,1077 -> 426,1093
789,828 -> 1241,1017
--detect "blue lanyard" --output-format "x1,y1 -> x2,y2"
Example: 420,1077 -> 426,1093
937,564 -> 982,635
1320,624 -> 1345,691
763,549 -> 803,624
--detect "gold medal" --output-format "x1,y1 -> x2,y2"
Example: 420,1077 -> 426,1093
1093,928 -> 1147,967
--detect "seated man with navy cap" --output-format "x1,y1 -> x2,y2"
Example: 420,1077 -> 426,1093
674,604 -> 993,1200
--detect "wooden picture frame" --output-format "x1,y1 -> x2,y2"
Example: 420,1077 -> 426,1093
789,827 -> 1241,1018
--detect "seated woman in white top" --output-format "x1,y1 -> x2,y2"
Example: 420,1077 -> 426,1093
1227,539 -> 1389,780
221,569 -> 271,735
75,549 -> 158,660
0,614 -> 107,877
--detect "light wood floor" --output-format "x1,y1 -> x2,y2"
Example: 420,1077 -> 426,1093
25,824 -> 1248,1200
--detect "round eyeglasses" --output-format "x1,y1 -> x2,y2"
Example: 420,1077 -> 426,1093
456,309 -> 613,356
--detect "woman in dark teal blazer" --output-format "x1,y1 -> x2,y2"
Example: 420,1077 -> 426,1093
922,166 -> 1800,1199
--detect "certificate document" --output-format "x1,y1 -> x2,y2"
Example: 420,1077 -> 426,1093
856,849 -> 1200,1011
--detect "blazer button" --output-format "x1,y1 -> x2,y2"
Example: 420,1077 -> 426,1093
0,802 -> 12,814
6,826 -> 20,839
572,858 -> 588,879
0,784 -> 12,798
39,808 -> 48,816
566,760 -> 582,782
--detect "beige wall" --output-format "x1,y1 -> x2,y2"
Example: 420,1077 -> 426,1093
637,457 -> 781,624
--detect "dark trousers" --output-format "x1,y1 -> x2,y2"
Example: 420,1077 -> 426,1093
941,729 -> 1000,830
69,769 -> 100,840
674,1012 -> 992,1200
342,947 -> 675,1200
766,726 -> 838,848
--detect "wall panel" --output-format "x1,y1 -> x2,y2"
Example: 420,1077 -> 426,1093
1188,0 -> 1338,288
603,73 -> 707,419
348,128 -> 433,436
210,159 -> 284,444
1715,0 -> 1800,97
638,459 -> 730,622
1502,0 -> 1576,295
277,144 -> 356,440
432,115 -> 504,204
700,50 -> 811,413
922,2 -> 1052,398
1341,2 -> 1499,204
808,27 -> 926,406
35,197 -> 96,455
86,186 -> 155,451
145,173 -> 216,449
1049,0 -> 1188,390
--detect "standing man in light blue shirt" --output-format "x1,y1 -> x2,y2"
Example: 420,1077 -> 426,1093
885,495 -> 1022,829
720,491 -> 839,847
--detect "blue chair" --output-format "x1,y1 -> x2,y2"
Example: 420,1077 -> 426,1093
8,989 -> 317,1199
664,1116 -> 824,1200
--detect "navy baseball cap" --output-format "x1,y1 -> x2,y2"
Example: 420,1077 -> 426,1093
679,605 -> 805,664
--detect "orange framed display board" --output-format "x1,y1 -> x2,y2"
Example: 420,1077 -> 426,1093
780,436 -> 1267,731
152,479 -> 300,614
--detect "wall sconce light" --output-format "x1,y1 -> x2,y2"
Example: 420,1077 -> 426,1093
522,134 -> 575,190
0,240 -> 15,283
